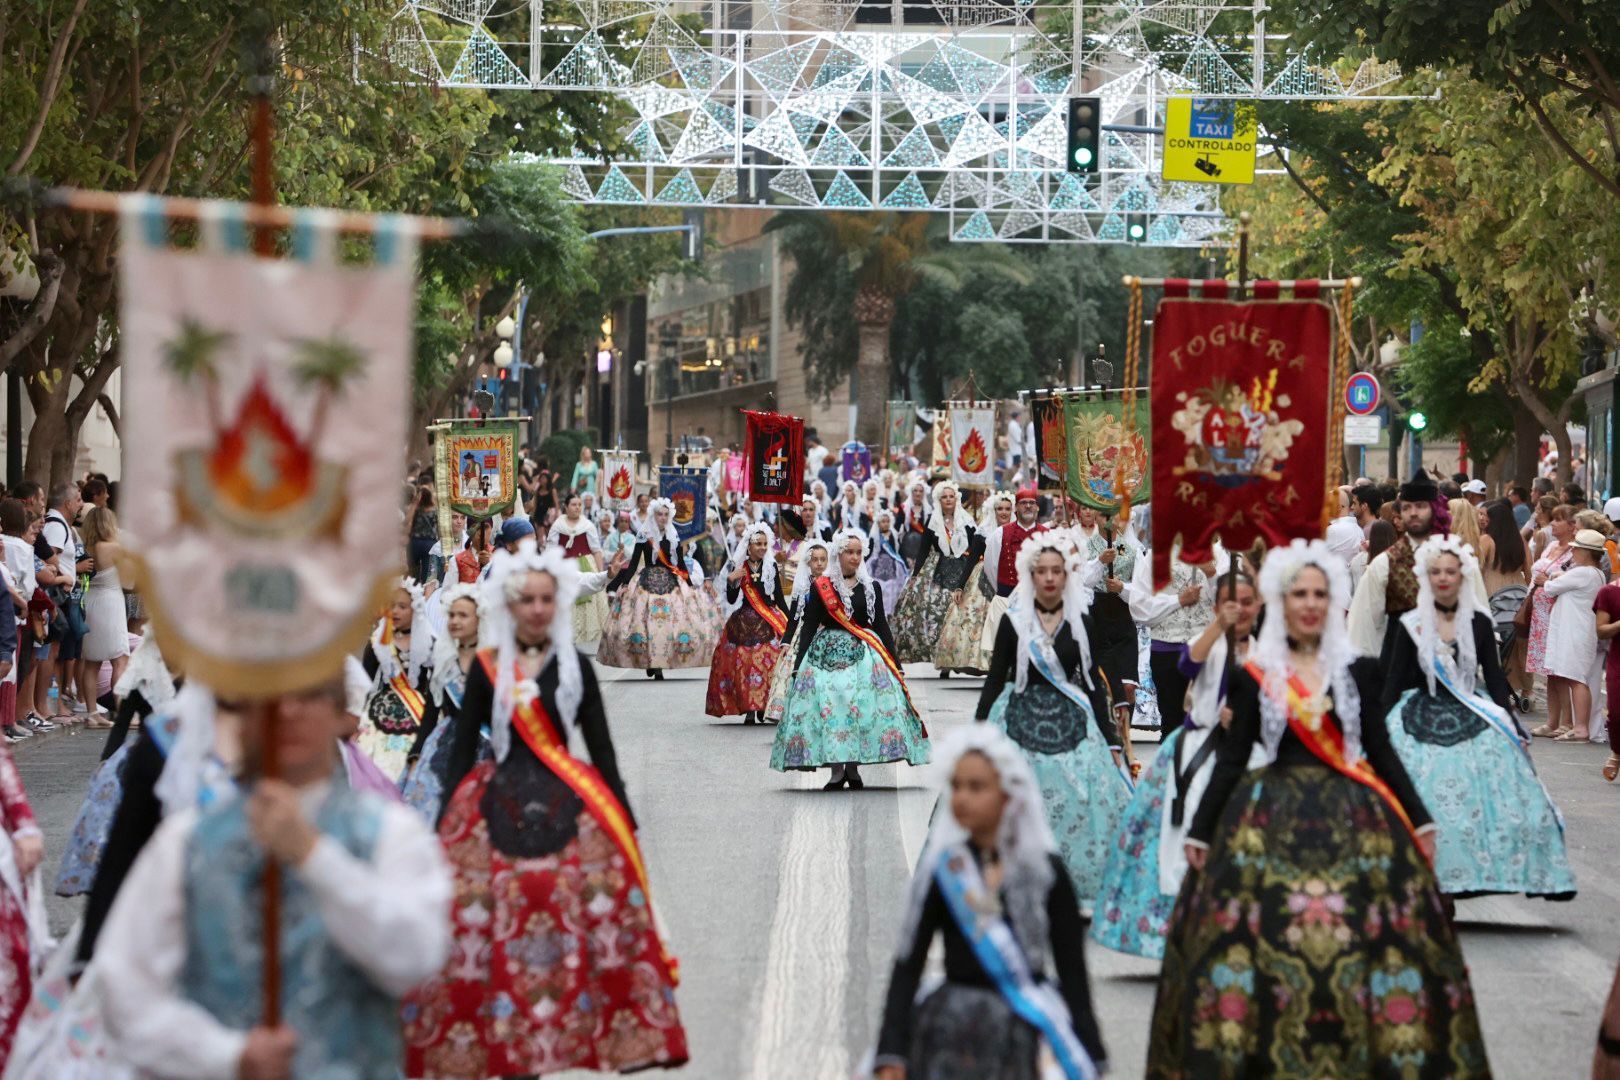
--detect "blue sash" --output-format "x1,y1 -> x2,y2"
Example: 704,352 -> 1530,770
1427,661 -> 1566,834
933,848 -> 1099,1080
1028,643 -> 1134,792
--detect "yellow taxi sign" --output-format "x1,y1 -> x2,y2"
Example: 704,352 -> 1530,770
1161,97 -> 1258,185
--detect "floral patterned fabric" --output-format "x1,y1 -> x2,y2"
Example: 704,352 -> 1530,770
891,551 -> 961,663
402,763 -> 688,1077
1092,730 -> 1180,959
762,618 -> 805,723
905,983 -> 1040,1080
770,627 -> 930,770
934,565 -> 993,672
705,607 -> 783,715
1525,546 -> 1569,674
985,683 -> 1129,903
867,545 -> 910,622
570,553 -> 609,645
597,566 -> 719,671
1148,762 -> 1490,1079
1387,689 -> 1576,898
54,744 -> 131,898
354,681 -> 422,784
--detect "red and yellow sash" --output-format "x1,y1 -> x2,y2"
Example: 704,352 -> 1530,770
741,571 -> 788,637
653,544 -> 690,585
813,577 -> 923,734
479,652 -> 680,984
377,619 -> 426,720
1244,661 -> 1422,849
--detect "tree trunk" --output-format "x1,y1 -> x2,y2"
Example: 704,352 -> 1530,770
1510,400 -> 1543,485
854,320 -> 890,447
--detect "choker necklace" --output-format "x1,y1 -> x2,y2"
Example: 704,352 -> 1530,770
1435,601 -> 1458,614
1035,600 -> 1063,614
517,639 -> 549,657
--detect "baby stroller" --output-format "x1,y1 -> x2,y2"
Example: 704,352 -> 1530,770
1488,584 -> 1534,714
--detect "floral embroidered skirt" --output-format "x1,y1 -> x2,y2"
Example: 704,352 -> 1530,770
1388,689 -> 1576,899
890,551 -> 957,664
1148,762 -> 1490,1079
906,983 -> 1040,1080
354,685 -> 420,784
867,552 -> 909,621
770,628 -> 930,770
1092,729 -> 1180,959
54,744 -> 131,897
762,624 -> 804,723
402,762 -> 688,1078
400,719 -> 490,826
571,555 -> 609,645
985,683 -> 1128,903
0,883 -> 31,1068
597,568 -> 717,671
934,566 -> 993,673
705,607 -> 783,716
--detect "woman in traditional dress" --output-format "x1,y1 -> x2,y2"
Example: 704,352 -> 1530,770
1093,568 -> 1260,959
810,478 -> 832,521
772,529 -> 930,789
873,726 -> 1107,1080
833,481 -> 870,533
934,491 -> 1010,675
892,482 -> 982,669
763,538 -> 831,725
867,509 -> 910,621
401,583 -> 486,824
355,578 -> 435,783
975,534 -> 1128,904
707,523 -> 788,725
402,548 -> 687,1078
1148,539 -> 1489,1078
0,733 -> 48,1066
725,511 -> 751,560
1380,534 -> 1576,899
597,497 -> 718,679
547,492 -> 609,645
1076,512 -> 1141,741
897,478 -> 931,566
693,506 -> 731,584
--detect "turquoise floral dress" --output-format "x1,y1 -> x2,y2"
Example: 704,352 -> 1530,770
1149,659 -> 1489,1078
770,579 -> 929,771
975,615 -> 1129,903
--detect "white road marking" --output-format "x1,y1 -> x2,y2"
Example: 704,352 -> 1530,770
749,770 -> 853,1079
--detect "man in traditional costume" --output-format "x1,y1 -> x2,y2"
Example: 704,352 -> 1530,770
96,678 -> 451,1079
1348,471 -> 1487,661
977,487 -> 1049,661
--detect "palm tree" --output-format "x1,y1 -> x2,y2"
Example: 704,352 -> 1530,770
293,334 -> 367,440
767,212 -> 1032,444
164,318 -> 233,430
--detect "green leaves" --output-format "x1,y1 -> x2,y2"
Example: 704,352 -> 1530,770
163,319 -> 233,384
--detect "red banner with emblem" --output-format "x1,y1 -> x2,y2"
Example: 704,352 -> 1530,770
743,410 -> 804,505
1150,295 -> 1332,589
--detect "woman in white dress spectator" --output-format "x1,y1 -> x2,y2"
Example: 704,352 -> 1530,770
76,506 -> 128,726
1539,528 -> 1610,742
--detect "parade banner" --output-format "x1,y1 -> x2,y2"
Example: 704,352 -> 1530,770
886,400 -> 915,457
1030,394 -> 1068,493
435,420 -> 519,522
118,197 -> 418,696
1151,297 -> 1332,588
659,466 -> 708,542
1064,395 -> 1150,514
929,409 -> 951,469
742,409 -> 804,505
840,441 -> 873,485
949,403 -> 996,489
600,449 -> 638,512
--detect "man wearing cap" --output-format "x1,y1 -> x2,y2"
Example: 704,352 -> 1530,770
1348,471 -> 1489,660
1462,478 -> 1489,507
978,489 -> 1049,656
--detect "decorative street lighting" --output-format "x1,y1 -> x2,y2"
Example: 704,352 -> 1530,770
495,315 -> 516,340
493,341 -> 514,368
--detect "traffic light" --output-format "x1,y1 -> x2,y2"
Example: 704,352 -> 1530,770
681,209 -> 704,261
1407,411 -> 1428,432
1125,213 -> 1147,243
1066,96 -> 1101,174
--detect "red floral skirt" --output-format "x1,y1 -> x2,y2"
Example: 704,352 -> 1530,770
705,639 -> 782,715
403,762 -> 688,1078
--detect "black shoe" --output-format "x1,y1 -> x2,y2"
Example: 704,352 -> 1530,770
3,726 -> 29,743
652,669 -> 665,681
939,668 -> 951,679
846,767 -> 865,791
743,712 -> 756,725
822,775 -> 848,790
646,668 -> 656,678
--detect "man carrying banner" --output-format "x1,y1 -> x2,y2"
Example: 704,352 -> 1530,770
978,488 -> 1049,660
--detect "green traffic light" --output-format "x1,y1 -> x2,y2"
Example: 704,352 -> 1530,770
1128,223 -> 1145,240
1073,146 -> 1093,167
1408,411 -> 1428,432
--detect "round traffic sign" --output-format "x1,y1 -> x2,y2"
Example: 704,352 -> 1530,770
1345,372 -> 1381,416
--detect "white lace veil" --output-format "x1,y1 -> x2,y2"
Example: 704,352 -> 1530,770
641,498 -> 680,549
978,490 -> 1015,530
430,582 -> 487,706
789,537 -> 832,617
1405,534 -> 1481,698
368,577 -> 434,683
1252,539 -> 1362,765
154,682 -> 219,818
726,522 -> 780,616
114,633 -> 177,709
928,481 -> 974,557
896,726 -> 1056,970
829,527 -> 874,609
481,541 -> 585,763
1007,533 -> 1101,693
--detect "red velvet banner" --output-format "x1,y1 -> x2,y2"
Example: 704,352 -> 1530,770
1150,297 -> 1333,589
743,410 -> 804,505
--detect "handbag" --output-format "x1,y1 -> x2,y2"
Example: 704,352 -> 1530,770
1512,586 -> 1536,633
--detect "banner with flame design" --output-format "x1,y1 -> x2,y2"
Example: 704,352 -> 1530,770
1063,395 -> 1151,514
948,403 -> 996,489
118,196 -> 418,696
1030,394 -> 1067,493
434,420 -> 519,522
600,449 -> 639,512
1149,296 -> 1332,589
658,466 -> 708,542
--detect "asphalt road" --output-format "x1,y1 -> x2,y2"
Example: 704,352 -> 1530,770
17,665 -> 1619,1079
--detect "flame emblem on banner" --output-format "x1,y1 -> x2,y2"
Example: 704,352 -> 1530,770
956,428 -> 988,474
607,466 -> 632,501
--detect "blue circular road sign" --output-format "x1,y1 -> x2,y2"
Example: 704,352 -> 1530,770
1345,372 -> 1381,416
